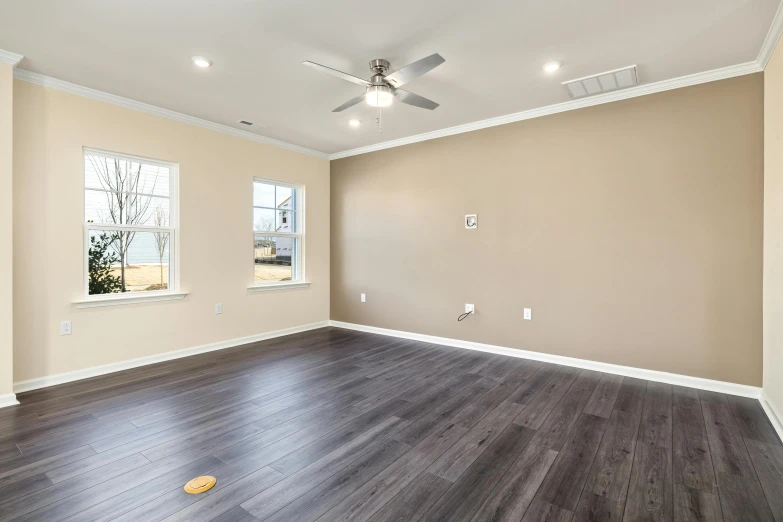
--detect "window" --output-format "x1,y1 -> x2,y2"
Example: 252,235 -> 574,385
84,149 -> 178,296
253,179 -> 304,285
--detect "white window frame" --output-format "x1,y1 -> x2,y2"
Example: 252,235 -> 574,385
79,148 -> 181,304
250,177 -> 308,291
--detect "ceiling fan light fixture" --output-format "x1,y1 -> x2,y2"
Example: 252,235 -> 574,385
366,85 -> 393,107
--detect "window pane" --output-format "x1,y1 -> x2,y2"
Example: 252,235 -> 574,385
254,235 -> 297,282
253,208 -> 276,232
85,154 -> 170,197
276,186 -> 293,208
277,209 -> 294,232
253,182 -> 275,208
88,229 -> 170,294
85,191 -> 170,226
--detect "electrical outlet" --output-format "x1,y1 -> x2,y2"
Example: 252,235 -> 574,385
215,303 -> 223,315
361,293 -> 366,303
524,308 -> 532,320
465,304 -> 475,314
60,321 -> 72,336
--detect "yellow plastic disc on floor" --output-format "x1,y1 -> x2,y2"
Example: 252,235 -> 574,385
184,475 -> 216,494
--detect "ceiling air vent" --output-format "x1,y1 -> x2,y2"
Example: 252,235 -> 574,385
562,65 -> 638,99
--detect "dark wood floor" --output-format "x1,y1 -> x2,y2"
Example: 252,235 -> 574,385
0,327 -> 780,521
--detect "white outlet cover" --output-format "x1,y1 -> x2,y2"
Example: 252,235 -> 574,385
361,293 -> 366,302
215,303 -> 223,314
465,214 -> 478,229
524,308 -> 532,320
60,320 -> 72,335
465,304 -> 475,314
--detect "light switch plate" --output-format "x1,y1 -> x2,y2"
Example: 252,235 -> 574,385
524,308 -> 532,320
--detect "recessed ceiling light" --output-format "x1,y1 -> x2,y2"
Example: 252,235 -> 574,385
543,61 -> 562,73
349,119 -> 361,127
192,56 -> 212,68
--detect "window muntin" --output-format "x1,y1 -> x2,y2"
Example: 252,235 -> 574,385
253,180 -> 303,284
84,150 -> 177,296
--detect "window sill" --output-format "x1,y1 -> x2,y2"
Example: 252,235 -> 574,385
248,281 -> 311,293
73,291 -> 189,309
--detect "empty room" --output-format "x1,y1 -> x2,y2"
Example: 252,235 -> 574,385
1,0 -> 783,520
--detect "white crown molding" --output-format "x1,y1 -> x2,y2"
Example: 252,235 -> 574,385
12,68 -> 329,160
13,320 -> 329,394
0,49 -> 23,67
758,0 -> 783,69
0,393 -> 20,410
329,61 -> 762,160
329,320 -> 763,399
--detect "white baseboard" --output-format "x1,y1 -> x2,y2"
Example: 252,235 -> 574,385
12,321 -> 330,394
0,393 -> 19,409
760,390 -> 783,443
329,321 -> 762,399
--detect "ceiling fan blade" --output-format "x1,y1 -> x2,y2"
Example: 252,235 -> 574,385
395,89 -> 439,110
384,53 -> 445,88
302,61 -> 370,87
332,94 -> 366,112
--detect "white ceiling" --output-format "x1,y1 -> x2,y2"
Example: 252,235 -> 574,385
0,0 -> 780,155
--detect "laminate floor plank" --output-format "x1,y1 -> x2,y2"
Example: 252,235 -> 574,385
583,374 -> 624,419
418,423 -> 536,522
513,366 -> 581,430
257,439 -> 411,522
715,471 -> 774,522
623,442 -> 673,522
613,377 -> 648,416
521,499 -> 574,522
0,454 -> 150,518
535,413 -> 608,513
673,485 -> 722,522
428,399 -> 524,481
314,420 -> 470,522
240,417 -> 410,520
727,396 -> 782,445
365,472 -> 452,522
638,381 -> 673,449
579,409 -> 640,507
469,442 -> 558,522
700,400 -> 756,478
745,438 -> 783,521
671,386 -> 716,494
527,369 -> 602,451
0,327 -> 777,521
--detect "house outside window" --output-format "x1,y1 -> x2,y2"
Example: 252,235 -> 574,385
253,179 -> 304,284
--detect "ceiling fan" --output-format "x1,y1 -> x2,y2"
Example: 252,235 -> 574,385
302,53 -> 445,112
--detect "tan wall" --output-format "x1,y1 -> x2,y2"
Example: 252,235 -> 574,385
331,74 -> 764,386
13,80 -> 329,383
765,41 -> 783,411
0,64 -> 13,396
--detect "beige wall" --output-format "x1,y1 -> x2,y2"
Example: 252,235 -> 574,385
764,40 -> 783,412
0,64 -> 13,396
331,74 -> 764,386
13,80 -> 329,383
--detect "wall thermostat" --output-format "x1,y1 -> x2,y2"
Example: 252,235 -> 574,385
465,214 -> 478,229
